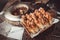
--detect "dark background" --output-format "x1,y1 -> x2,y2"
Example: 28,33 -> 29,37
0,0 -> 60,12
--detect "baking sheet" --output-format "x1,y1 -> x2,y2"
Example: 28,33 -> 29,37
20,18 -> 59,38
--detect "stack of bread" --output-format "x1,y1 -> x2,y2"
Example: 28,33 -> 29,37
20,7 -> 53,36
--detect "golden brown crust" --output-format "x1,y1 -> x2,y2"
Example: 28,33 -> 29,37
21,7 -> 53,34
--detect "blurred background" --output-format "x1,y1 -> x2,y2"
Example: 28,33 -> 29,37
0,0 -> 60,40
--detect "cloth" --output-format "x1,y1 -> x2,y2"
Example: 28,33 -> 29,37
0,21 -> 24,40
